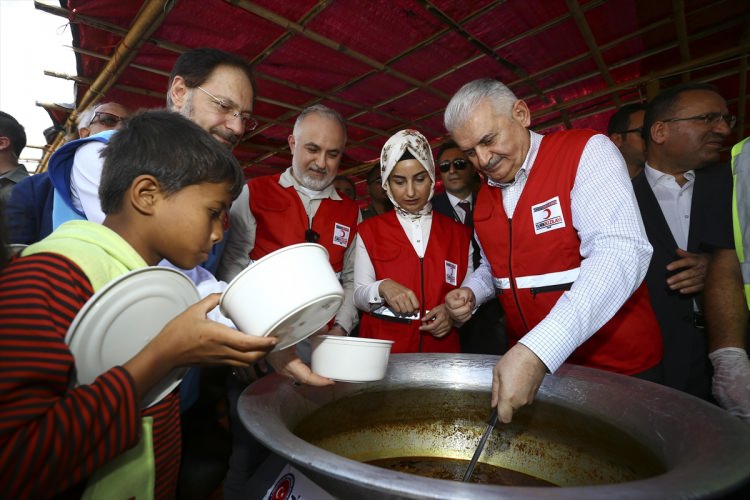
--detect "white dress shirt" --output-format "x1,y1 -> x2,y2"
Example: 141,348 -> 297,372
464,131 -> 653,373
643,163 -> 695,250
70,141 -> 107,223
353,210 -> 474,310
444,191 -> 472,224
219,168 -> 360,333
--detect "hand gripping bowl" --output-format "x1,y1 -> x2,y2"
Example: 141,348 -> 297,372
311,335 -> 394,382
219,243 -> 344,351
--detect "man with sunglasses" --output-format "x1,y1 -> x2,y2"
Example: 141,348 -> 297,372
607,103 -> 646,178
432,141 -> 506,355
632,82 -> 735,400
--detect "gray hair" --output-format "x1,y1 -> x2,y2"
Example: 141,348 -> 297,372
293,104 -> 347,143
444,78 -> 518,132
76,104 -> 102,130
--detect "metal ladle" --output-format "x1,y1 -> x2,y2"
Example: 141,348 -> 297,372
462,407 -> 499,482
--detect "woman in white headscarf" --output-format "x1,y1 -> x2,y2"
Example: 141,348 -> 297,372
353,129 -> 474,353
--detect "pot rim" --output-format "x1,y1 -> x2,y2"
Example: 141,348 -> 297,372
240,353 -> 750,499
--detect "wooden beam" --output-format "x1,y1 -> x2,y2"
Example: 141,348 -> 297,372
565,0 -> 620,106
37,0 -> 175,170
226,0 -> 448,101
672,0 -> 691,82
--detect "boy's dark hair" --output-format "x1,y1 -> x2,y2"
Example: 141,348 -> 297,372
607,103 -> 647,136
167,48 -> 255,108
99,110 -> 244,214
0,111 -> 27,158
642,82 -> 718,146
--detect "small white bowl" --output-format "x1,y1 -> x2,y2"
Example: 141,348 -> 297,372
311,335 -> 394,382
220,243 -> 344,351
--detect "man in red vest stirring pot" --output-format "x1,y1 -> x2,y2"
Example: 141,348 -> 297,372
444,78 -> 663,424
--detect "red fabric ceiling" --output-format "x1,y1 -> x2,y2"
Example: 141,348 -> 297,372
56,0 -> 749,200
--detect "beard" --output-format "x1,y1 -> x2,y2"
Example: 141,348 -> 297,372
179,92 -> 240,150
293,163 -> 335,191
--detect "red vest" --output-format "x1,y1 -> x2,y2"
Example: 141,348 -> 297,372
473,129 -> 662,375
357,210 -> 469,354
247,174 -> 359,272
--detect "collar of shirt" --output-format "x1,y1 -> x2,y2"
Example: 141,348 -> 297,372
0,164 -> 29,182
279,166 -> 342,201
445,191 -> 471,209
395,209 -> 432,257
644,163 -> 695,190
487,129 -> 540,189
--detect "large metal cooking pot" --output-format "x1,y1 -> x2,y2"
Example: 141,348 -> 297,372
239,354 -> 750,499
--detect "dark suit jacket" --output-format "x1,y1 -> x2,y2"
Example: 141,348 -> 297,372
5,171 -> 54,245
632,164 -> 733,398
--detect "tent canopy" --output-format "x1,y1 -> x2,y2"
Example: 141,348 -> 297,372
39,0 -> 749,198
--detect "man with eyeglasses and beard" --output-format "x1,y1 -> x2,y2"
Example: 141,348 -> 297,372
49,48 -> 256,233
432,141 -> 506,355
217,104 -> 360,497
632,82 -> 735,401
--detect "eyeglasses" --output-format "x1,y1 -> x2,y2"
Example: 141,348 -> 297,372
305,229 -> 320,243
616,127 -> 642,135
196,86 -> 258,133
661,113 -> 736,129
90,112 -> 124,128
438,158 -> 469,173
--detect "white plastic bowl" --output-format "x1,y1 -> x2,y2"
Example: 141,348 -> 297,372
311,335 -> 394,382
219,243 -> 344,351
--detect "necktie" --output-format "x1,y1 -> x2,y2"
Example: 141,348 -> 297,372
457,200 -> 472,225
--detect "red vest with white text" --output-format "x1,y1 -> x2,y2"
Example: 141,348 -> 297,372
358,210 -> 468,353
248,174 -> 358,272
473,129 -> 662,375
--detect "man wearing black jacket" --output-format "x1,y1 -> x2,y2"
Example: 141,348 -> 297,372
632,82 -> 735,399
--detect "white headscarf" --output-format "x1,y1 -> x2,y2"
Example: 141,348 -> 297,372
380,129 -> 435,219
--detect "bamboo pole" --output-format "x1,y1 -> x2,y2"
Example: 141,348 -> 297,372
37,0 -> 175,171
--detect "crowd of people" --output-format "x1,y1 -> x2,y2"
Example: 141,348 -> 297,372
0,46 -> 748,498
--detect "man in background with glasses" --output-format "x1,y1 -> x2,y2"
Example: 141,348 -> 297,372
432,140 -> 506,355
4,102 -> 128,246
76,101 -> 129,139
632,82 -> 735,400
608,103 -> 646,179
